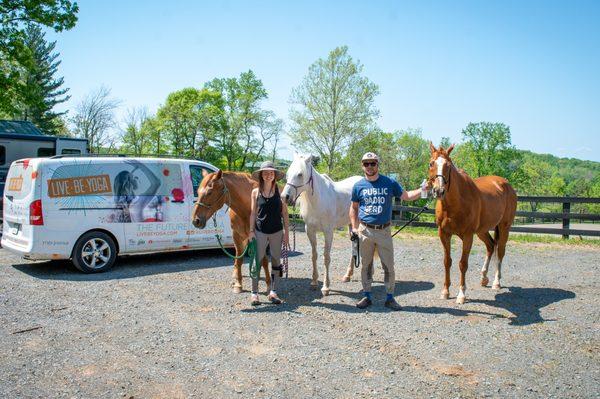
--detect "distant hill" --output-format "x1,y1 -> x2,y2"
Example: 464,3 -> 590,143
518,150 -> 600,198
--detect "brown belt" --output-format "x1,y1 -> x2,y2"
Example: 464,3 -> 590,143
360,221 -> 391,230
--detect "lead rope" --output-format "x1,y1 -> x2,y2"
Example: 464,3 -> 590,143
391,198 -> 434,238
281,241 -> 289,278
212,213 -> 260,278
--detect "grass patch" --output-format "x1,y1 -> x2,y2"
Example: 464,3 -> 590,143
391,226 -> 600,247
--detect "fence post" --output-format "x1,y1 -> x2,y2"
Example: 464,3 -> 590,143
562,200 -> 570,239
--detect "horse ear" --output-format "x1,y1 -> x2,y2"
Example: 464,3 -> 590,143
447,144 -> 455,155
306,154 -> 314,164
429,141 -> 436,153
216,169 -> 222,179
202,168 -> 209,177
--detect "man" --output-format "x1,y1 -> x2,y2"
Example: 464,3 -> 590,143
349,152 -> 424,310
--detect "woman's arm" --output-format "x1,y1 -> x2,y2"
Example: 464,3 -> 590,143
248,188 -> 258,240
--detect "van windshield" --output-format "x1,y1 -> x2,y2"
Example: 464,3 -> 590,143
5,162 -> 34,200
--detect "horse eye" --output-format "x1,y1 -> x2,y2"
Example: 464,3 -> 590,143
298,173 -> 303,177
429,162 -> 434,167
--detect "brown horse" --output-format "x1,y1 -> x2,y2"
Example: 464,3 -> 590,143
428,143 -> 517,304
191,170 -> 270,293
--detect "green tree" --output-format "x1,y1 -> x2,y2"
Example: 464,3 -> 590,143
205,70 -> 268,170
156,87 -> 225,160
120,107 -> 149,156
337,128 -> 429,190
0,0 -> 78,114
13,24 -> 70,134
456,122 -> 523,182
439,136 -> 452,148
289,46 -> 380,174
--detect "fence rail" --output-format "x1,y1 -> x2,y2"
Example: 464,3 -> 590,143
392,196 -> 600,238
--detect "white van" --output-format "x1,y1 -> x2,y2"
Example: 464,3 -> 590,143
2,156 -> 233,272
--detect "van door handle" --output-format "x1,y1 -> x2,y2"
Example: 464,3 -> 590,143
171,199 -> 185,203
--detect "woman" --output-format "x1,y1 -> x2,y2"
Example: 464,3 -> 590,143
249,161 -> 290,306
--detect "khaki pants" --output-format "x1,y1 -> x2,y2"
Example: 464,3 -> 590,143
252,230 -> 283,293
358,223 -> 395,294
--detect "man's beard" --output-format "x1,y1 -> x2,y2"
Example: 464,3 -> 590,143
365,169 -> 378,177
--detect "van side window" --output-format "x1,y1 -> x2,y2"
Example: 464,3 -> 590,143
37,147 -> 55,157
0,145 -> 5,165
190,165 -> 214,197
62,149 -> 81,154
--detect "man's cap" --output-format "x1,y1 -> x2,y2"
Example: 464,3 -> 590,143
361,152 -> 379,162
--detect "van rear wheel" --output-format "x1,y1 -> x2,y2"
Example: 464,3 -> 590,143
72,231 -> 117,273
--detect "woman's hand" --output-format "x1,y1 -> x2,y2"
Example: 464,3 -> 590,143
283,230 -> 290,248
248,230 -> 256,241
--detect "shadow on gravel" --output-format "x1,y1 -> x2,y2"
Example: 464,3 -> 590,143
470,286 -> 576,326
242,279 -> 436,314
11,248 -> 236,281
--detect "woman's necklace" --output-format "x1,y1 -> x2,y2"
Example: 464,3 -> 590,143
262,185 -> 274,201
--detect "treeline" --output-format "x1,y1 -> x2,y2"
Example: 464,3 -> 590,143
2,3 -> 598,210
75,72 -> 283,172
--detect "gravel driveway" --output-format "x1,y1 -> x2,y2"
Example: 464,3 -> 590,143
1,233 -> 598,398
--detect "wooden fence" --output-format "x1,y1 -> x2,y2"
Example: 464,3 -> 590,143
392,196 -> 600,238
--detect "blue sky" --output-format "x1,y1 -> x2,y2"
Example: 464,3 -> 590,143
47,0 -> 600,161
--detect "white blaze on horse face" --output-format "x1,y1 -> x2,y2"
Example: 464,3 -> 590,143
436,157 -> 446,189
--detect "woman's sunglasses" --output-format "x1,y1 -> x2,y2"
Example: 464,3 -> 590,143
362,162 -> 378,167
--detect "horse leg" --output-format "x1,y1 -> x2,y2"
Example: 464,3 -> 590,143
493,226 -> 510,289
439,230 -> 452,300
232,232 -> 245,293
456,234 -> 474,304
476,231 -> 495,287
321,229 -> 333,296
306,224 -> 319,289
342,255 -> 354,282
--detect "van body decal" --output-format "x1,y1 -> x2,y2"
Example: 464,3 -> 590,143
47,175 -> 112,197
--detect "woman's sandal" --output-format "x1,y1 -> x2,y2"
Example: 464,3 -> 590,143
251,294 -> 260,306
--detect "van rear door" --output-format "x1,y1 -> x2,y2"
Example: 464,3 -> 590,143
2,159 -> 39,249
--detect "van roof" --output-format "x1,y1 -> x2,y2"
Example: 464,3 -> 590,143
13,156 -> 216,167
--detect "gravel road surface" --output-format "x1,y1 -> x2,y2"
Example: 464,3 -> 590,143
1,233 -> 598,398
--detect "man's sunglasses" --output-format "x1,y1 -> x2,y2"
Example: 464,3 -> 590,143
362,162 -> 378,167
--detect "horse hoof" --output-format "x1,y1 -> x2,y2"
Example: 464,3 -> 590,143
440,292 -> 449,300
492,283 -> 501,290
456,296 -> 466,305
341,275 -> 351,283
321,288 -> 330,296
232,286 -> 242,294
481,277 -> 489,287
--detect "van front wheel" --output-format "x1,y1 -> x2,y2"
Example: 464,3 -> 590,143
72,232 -> 117,273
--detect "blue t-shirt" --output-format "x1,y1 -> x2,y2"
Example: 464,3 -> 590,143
351,175 -> 404,225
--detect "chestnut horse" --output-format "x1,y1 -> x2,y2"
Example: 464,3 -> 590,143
191,170 -> 270,293
428,143 -> 517,304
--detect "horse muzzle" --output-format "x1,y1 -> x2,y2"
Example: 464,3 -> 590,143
282,191 -> 295,206
432,187 -> 446,198
192,216 -> 206,229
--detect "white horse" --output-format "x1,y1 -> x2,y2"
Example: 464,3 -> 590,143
281,154 -> 362,295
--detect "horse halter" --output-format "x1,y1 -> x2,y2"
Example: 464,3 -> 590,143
431,160 -> 452,197
195,178 -> 230,210
284,163 -> 315,199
